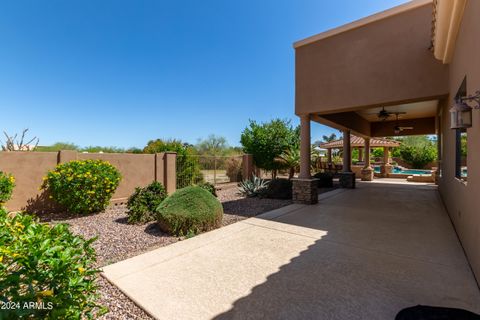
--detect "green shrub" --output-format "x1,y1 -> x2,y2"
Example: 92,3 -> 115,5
42,160 -> 121,214
127,181 -> 167,224
156,186 -> 223,236
313,172 -> 333,188
263,178 -> 292,199
238,175 -> 269,197
0,210 -> 105,319
197,182 -> 217,197
0,171 -> 15,205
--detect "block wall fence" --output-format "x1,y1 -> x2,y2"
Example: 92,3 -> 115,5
0,151 -> 177,212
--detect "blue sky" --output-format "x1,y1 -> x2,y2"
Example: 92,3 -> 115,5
0,0 -> 408,148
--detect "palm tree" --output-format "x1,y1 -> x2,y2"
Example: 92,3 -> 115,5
276,148 -> 300,179
322,133 -> 337,142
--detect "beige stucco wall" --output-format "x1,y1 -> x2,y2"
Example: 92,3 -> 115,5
438,0 -> 480,281
1,151 -> 176,212
295,3 -> 449,115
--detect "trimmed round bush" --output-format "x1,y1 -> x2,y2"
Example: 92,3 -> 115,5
0,171 -> 15,205
156,186 -> 223,236
263,178 -> 292,199
42,160 -> 121,214
127,181 -> 167,224
0,210 -> 105,319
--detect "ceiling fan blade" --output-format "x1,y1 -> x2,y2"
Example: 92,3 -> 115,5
399,127 -> 414,130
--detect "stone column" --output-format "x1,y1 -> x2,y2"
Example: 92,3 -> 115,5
361,138 -> 374,181
299,114 -> 311,179
342,130 -> 351,173
292,114 -> 318,204
339,130 -> 355,188
380,146 -> 392,177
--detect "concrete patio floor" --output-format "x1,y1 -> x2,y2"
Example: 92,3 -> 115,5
102,182 -> 480,320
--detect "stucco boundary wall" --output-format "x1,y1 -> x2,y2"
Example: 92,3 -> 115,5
0,151 -> 176,212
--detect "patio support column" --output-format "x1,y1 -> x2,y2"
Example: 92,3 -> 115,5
327,148 -> 332,163
299,114 -> 311,179
292,114 -> 318,204
342,130 -> 351,173
339,130 -> 355,188
361,138 -> 374,181
358,148 -> 363,162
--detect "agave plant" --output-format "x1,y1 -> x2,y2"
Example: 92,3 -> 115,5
238,175 -> 269,197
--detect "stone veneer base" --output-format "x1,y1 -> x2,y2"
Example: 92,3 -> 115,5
292,178 -> 319,205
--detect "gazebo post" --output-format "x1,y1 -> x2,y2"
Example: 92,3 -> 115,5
361,138 -> 374,181
358,147 -> 363,162
327,148 -> 332,164
339,130 -> 355,188
380,146 -> 393,177
292,114 -> 318,205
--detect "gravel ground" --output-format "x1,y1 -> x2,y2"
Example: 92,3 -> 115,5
41,184 -> 293,319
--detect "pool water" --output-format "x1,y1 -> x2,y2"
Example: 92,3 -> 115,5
373,166 -> 432,175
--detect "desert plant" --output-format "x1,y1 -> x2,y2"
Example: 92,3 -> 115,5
1,129 -> 39,151
0,171 -> 15,205
0,210 -> 105,319
313,172 -> 334,188
196,182 -> 217,197
226,157 -> 243,182
127,181 -> 167,224
156,186 -> 223,236
42,160 -> 121,214
262,178 -> 292,199
238,175 -> 269,197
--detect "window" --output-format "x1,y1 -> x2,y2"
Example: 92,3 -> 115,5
455,77 -> 467,180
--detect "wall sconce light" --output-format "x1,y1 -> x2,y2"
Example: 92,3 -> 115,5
450,90 -> 480,129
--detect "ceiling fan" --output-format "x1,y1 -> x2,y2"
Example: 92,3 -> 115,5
393,113 -> 413,135
369,107 -> 406,121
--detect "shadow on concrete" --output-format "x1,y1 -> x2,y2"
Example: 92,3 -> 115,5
213,182 -> 479,320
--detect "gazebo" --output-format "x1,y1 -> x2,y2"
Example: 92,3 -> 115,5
319,135 -> 400,179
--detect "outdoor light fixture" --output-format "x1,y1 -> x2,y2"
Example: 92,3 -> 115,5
450,90 -> 480,129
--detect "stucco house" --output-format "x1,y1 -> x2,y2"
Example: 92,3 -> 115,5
293,0 -> 480,284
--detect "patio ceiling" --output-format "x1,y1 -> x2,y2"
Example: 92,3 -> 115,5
356,100 -> 438,122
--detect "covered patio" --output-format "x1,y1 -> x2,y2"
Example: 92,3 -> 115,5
292,0 -> 445,204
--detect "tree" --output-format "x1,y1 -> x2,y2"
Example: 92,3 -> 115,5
35,142 -> 79,152
276,147 -> 300,179
143,139 -> 203,188
240,119 -> 300,177
196,135 -> 228,156
322,133 -> 338,142
397,136 -> 437,169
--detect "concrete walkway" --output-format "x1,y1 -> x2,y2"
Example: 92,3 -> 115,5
102,182 -> 480,320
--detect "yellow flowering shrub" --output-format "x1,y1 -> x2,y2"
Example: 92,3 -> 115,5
0,209 -> 105,319
42,160 -> 121,214
0,171 -> 15,205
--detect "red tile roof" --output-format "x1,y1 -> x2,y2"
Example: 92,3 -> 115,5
319,135 -> 400,149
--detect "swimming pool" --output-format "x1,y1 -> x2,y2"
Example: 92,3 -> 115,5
373,166 -> 432,175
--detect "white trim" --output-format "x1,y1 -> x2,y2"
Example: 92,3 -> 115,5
293,0 -> 432,49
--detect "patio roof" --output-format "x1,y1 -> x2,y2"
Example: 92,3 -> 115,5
319,135 -> 400,149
